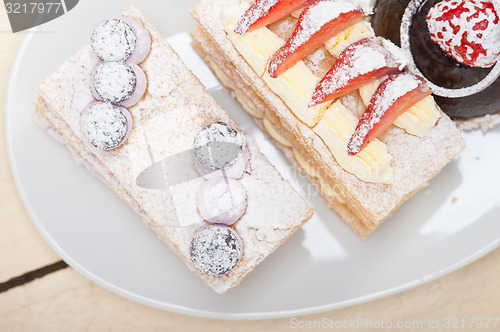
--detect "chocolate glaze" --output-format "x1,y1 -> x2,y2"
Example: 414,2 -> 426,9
372,0 -> 500,120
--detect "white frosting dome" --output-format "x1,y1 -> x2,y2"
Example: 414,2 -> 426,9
93,61 -> 137,104
427,0 -> 500,68
80,102 -> 132,150
190,225 -> 242,276
91,19 -> 136,62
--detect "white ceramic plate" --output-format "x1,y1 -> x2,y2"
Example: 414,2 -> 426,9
5,0 -> 500,319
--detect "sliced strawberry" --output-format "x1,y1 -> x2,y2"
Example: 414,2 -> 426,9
347,72 -> 432,156
309,37 -> 403,106
268,0 -> 364,78
234,0 -> 312,35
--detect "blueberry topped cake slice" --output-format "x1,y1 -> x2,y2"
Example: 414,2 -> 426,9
34,7 -> 313,293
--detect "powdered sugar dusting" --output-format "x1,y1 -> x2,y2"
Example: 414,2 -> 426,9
93,61 -> 136,103
193,122 -> 244,170
374,74 -> 420,113
37,6 -> 313,293
91,19 -> 136,62
197,178 -> 248,225
304,47 -> 333,77
234,0 -> 279,34
268,0 -> 361,75
311,38 -> 402,105
295,0 -> 360,48
190,225 -> 242,276
327,45 -> 385,88
348,73 -> 421,155
381,38 -> 409,70
427,0 -> 500,68
80,102 -> 131,150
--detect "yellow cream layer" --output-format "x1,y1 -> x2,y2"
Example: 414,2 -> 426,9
292,147 -> 320,178
314,101 -> 393,184
263,117 -> 346,201
220,3 -> 331,127
263,118 -> 293,147
262,117 -> 347,201
324,21 -> 375,57
222,2 -> 394,184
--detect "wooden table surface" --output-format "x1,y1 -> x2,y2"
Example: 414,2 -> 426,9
1,8 -> 499,332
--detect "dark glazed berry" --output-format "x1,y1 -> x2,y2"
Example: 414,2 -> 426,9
190,225 -> 242,276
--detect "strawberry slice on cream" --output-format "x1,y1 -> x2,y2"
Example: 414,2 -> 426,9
310,37 -> 404,106
234,0 -> 312,35
347,72 -> 432,156
267,0 -> 364,78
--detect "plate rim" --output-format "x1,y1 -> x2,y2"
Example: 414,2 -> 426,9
5,26 -> 500,321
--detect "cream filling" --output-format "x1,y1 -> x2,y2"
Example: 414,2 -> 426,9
221,2 -> 394,184
262,118 -> 293,147
265,118 -> 347,201
221,2 -> 331,127
209,57 -> 344,197
394,96 -> 441,137
323,20 -> 441,137
314,101 -> 393,184
324,21 -> 375,57
359,79 -> 441,137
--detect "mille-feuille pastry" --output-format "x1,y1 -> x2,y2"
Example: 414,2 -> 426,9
34,6 -> 313,294
190,0 -> 466,238
372,0 -> 500,131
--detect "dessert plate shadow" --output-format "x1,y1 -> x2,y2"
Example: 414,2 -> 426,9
5,0 -> 500,319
